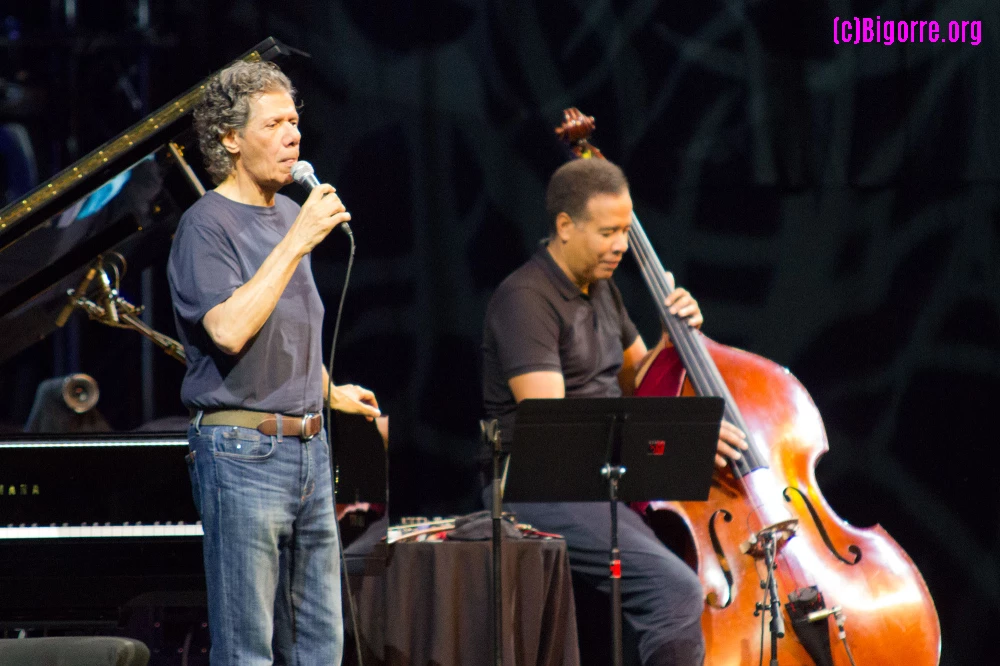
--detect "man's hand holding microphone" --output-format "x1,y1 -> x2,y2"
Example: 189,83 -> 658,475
288,161 -> 352,256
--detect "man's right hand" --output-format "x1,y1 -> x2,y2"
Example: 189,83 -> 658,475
329,383 -> 381,420
289,183 -> 351,255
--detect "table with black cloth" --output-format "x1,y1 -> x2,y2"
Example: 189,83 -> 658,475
344,537 -> 580,666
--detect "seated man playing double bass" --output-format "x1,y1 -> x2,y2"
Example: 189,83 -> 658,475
482,158 -> 747,665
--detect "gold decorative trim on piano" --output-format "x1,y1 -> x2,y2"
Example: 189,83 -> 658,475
0,48 -> 264,239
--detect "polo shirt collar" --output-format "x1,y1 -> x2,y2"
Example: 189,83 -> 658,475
534,246 -> 593,301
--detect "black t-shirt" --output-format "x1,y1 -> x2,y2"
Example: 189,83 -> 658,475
167,191 -> 325,414
482,247 -> 640,437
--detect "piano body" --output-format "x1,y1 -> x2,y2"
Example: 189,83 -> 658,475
0,38 -> 296,634
0,435 -> 202,629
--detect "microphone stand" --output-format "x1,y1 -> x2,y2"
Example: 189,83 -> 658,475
755,531 -> 784,666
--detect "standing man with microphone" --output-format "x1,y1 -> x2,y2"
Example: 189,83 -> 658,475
167,59 -> 379,665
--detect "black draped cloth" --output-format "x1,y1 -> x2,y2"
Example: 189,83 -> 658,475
345,539 -> 580,666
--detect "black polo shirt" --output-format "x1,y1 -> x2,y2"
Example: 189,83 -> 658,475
482,247 -> 640,438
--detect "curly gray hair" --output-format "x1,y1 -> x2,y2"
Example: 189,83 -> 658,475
193,60 -> 296,184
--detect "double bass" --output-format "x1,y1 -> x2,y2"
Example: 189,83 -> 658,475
554,109 -> 940,665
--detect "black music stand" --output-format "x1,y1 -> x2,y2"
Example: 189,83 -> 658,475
332,412 -> 387,505
501,396 -> 723,666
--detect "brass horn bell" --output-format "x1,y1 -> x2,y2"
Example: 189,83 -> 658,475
62,373 -> 100,414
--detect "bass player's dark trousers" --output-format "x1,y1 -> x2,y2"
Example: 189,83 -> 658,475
486,488 -> 706,666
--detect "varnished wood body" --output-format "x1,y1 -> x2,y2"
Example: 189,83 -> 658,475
637,338 -> 941,666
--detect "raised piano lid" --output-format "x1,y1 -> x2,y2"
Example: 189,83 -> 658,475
0,37 -> 299,364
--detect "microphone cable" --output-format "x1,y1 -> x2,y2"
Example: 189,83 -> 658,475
321,226 -> 366,666
293,163 -> 365,664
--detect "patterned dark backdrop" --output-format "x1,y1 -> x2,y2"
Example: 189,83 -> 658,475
2,1 -> 997,663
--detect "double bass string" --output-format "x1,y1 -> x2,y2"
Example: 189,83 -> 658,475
625,213 -> 823,601
625,215 -> 729,419
634,217 -> 769,472
625,213 -> 774,519
625,215 -> 820,581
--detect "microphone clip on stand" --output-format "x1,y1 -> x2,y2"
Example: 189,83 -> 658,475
57,255 -> 187,364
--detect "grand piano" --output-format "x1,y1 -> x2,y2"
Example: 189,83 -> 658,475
0,38 -> 296,639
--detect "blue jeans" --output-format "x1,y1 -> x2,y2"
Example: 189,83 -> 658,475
186,416 -> 343,666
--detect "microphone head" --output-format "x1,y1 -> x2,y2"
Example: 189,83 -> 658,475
291,160 -> 315,185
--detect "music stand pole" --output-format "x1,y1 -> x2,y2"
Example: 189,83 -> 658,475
480,419 -> 504,666
598,412 -> 625,666
601,459 -> 625,666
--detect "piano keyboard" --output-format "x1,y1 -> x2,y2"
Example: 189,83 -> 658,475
0,437 -> 189,448
0,523 -> 204,539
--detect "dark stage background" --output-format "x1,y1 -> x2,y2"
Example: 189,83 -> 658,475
2,1 -> 998,663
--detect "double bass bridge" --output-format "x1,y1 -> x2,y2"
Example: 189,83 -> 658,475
739,519 -> 799,559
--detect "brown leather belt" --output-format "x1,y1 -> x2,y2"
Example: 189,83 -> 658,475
195,409 -> 322,440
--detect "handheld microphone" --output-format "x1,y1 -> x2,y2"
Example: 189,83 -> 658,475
291,160 -> 352,237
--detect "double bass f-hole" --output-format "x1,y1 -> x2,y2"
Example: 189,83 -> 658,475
706,509 -> 734,609
783,486 -> 863,566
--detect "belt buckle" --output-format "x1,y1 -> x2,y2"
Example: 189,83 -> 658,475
300,413 -> 317,441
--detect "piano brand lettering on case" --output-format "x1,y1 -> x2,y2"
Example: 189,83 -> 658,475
647,440 -> 666,456
3,484 -> 39,496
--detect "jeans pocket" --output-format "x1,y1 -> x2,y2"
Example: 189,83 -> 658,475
213,426 -> 277,460
185,449 -> 203,516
